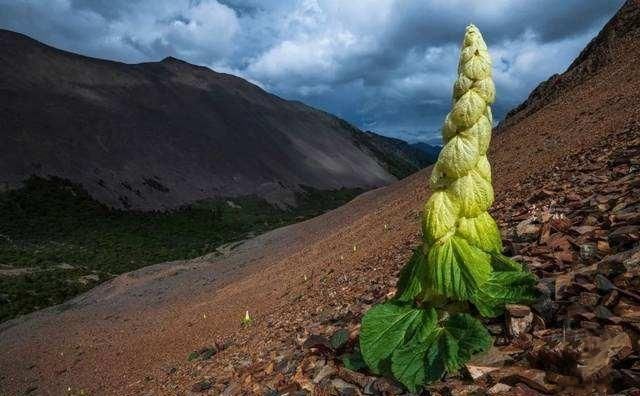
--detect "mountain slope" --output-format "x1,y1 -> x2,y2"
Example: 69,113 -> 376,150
1,1 -> 640,395
411,141 -> 442,163
0,30 -> 430,210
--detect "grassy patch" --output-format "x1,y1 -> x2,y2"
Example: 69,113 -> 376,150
0,177 -> 363,322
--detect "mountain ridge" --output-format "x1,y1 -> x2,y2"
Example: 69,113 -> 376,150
0,29 -> 431,210
497,0 -> 640,131
1,1 -> 640,394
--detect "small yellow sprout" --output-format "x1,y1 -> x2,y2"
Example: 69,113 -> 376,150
241,310 -> 252,326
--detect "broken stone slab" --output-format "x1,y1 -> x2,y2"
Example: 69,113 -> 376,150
545,371 -> 580,387
465,365 -> 500,381
313,364 -> 335,384
579,292 -> 600,307
614,301 -> 640,322
467,346 -> 514,367
486,383 -> 512,395
330,378 -> 359,395
516,218 -> 541,241
489,366 -> 556,394
608,225 -> 640,248
506,304 -> 534,338
597,247 -> 640,277
574,332 -> 633,382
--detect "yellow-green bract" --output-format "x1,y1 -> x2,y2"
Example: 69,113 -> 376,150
421,25 -> 535,312
423,24 -> 499,300
358,25 -> 537,392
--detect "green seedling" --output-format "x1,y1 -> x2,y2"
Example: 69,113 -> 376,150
241,310 -> 253,327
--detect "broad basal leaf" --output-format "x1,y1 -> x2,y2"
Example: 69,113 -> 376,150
489,252 -> 523,272
360,302 -> 429,374
391,341 -> 427,392
471,270 -> 538,317
444,313 -> 492,363
390,310 -> 491,391
424,236 -> 491,300
395,247 -> 427,302
390,308 -> 439,391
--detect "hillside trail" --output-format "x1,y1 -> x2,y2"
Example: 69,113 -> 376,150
1,1 -> 640,395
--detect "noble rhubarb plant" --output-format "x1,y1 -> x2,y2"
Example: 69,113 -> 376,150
359,25 -> 537,392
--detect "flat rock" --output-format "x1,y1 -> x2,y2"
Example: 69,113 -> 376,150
487,383 -> 512,395
506,305 -> 533,337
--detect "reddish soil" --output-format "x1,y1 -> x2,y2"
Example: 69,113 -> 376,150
1,1 -> 639,395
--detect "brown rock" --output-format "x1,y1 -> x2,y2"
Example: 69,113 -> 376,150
602,290 -> 620,307
609,225 -> 640,248
613,212 -> 640,224
579,292 -> 600,306
555,273 -> 574,300
506,305 -> 533,338
545,371 -> 580,387
574,332 -> 633,381
516,218 -> 541,241
335,367 -> 369,389
190,380 -> 212,393
490,367 -> 556,394
487,383 -> 512,395
614,301 -> 640,322
571,225 -> 598,235
506,304 -> 533,317
469,346 -> 514,367
313,365 -> 335,384
597,247 -> 640,277
465,365 -> 500,380
597,240 -> 611,253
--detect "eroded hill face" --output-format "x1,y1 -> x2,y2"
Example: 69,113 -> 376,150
0,30 -> 431,210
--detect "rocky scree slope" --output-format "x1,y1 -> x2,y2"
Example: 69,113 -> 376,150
1,1 -> 640,394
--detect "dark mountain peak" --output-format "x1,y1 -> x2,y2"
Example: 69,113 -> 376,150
161,56 -> 188,65
0,29 -> 431,211
498,0 -> 640,131
567,0 -> 640,75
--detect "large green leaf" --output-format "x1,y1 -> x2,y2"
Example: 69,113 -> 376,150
489,252 -> 523,272
395,247 -> 427,302
389,311 -> 491,391
444,313 -> 492,363
360,302 -> 428,374
390,308 -> 440,391
424,236 -> 491,300
471,270 -> 538,317
391,336 -> 429,392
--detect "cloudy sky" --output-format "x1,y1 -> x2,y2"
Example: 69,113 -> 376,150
0,0 -> 624,144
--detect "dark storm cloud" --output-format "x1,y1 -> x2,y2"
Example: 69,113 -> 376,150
0,0 -> 625,142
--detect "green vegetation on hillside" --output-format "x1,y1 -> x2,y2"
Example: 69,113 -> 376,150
0,176 -> 363,322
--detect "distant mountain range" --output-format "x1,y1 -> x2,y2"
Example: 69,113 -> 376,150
410,142 -> 441,163
0,29 -> 434,210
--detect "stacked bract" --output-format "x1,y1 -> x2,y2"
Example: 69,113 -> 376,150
359,25 -> 537,392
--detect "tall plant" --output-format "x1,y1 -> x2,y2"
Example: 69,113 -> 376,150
359,24 -> 537,392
